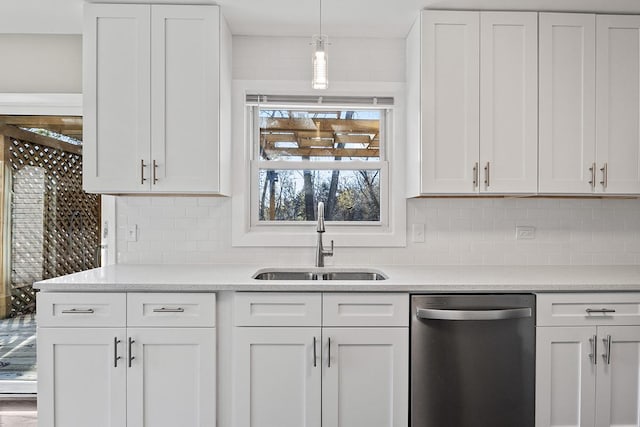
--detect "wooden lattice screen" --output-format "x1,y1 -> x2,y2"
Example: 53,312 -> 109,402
8,136 -> 100,316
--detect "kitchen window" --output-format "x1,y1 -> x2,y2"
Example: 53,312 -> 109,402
248,95 -> 390,226
232,84 -> 406,248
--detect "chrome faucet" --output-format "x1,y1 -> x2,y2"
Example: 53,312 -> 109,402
315,202 -> 334,267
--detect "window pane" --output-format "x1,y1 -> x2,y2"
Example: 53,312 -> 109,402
259,109 -> 381,161
258,169 -> 380,222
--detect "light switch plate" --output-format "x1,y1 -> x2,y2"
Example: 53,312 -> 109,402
516,225 -> 536,240
127,224 -> 138,242
412,223 -> 425,243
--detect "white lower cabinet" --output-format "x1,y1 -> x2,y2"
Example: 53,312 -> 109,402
37,292 -> 216,427
233,292 -> 409,427
233,327 -> 322,427
126,328 -> 216,427
536,293 -> 640,427
321,328 -> 408,427
38,328 -> 127,427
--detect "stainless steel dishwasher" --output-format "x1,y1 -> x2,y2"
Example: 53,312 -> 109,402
411,294 -> 535,427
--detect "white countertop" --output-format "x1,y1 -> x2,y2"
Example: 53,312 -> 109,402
33,264 -> 640,292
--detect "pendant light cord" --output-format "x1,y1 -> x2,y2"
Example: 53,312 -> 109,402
319,0 -> 322,36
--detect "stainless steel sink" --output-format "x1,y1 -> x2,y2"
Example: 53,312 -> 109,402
321,271 -> 386,280
253,269 -> 387,281
252,271 -> 317,280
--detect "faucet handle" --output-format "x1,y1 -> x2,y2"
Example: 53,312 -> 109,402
327,240 -> 334,256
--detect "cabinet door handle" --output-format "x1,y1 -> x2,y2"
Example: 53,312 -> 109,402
473,162 -> 479,188
313,336 -> 317,368
61,308 -> 95,314
484,162 -> 490,187
152,307 -> 184,313
327,337 -> 331,368
589,335 -> 597,365
602,335 -> 612,365
600,162 -> 608,189
152,160 -> 159,184
141,159 -> 147,184
128,337 -> 135,367
114,337 -> 122,368
588,163 -> 596,189
586,308 -> 616,314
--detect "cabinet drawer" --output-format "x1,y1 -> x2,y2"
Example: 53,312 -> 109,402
234,292 -> 322,326
37,293 -> 126,327
323,293 -> 409,327
127,293 -> 216,327
537,293 -> 640,326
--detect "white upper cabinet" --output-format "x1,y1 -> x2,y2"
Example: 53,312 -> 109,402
83,4 -> 150,193
596,15 -> 640,194
538,13 -> 596,194
83,3 -> 231,194
408,10 -> 537,195
417,11 -> 479,194
480,12 -> 538,194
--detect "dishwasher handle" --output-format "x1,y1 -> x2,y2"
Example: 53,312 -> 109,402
416,307 -> 532,321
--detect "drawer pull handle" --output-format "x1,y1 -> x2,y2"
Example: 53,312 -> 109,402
313,336 -> 317,368
61,308 -> 95,314
152,307 -> 185,313
114,337 -> 122,368
602,335 -> 612,365
484,162 -> 491,187
128,338 -> 135,367
586,308 -> 616,314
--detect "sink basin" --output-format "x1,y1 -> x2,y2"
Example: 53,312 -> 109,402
252,271 -> 317,281
321,271 -> 386,281
253,269 -> 387,281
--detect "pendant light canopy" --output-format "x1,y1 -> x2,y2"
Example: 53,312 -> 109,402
312,0 -> 328,89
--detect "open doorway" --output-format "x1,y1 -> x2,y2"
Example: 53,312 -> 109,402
0,116 -> 100,395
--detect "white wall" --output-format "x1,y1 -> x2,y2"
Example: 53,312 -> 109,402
233,36 -> 405,82
0,35 -> 82,93
115,197 -> 640,266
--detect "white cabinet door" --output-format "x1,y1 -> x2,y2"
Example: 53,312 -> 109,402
38,328 -> 127,427
420,11 -> 480,194
83,4 -> 151,193
536,327 -> 597,427
233,327 -> 322,427
595,326 -> 640,427
150,6 -> 221,193
126,328 -> 216,427
322,328 -> 408,427
596,15 -> 640,194
538,13 -> 596,194
480,12 -> 538,193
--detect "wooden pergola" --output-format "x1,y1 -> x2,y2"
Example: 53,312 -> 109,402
0,115 -> 82,142
260,117 -> 380,159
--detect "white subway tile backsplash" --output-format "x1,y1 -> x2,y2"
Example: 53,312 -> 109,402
114,196 -> 640,266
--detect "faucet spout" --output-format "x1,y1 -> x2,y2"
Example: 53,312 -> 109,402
315,202 -> 333,267
317,202 -> 325,232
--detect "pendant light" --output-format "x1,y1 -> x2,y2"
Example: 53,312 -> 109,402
312,0 -> 328,89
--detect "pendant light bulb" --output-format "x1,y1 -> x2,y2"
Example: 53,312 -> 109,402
312,0 -> 328,90
312,36 -> 328,90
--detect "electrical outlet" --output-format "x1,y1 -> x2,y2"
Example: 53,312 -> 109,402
127,224 -> 138,242
412,223 -> 425,243
516,225 -> 536,240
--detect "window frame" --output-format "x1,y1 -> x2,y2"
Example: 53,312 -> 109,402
249,103 -> 390,227
231,80 -> 406,248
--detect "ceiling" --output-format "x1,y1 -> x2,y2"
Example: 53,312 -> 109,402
2,0 -> 640,38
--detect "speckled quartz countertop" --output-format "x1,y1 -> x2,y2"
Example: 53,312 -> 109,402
33,264 -> 640,293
